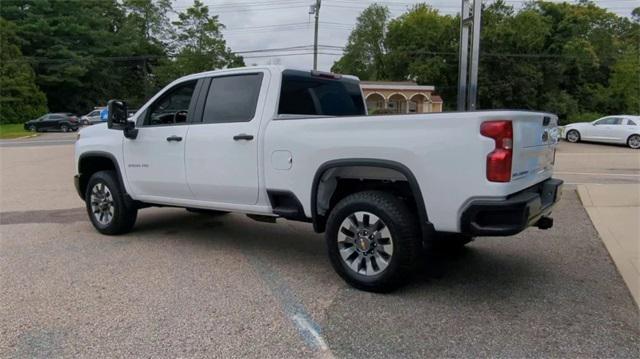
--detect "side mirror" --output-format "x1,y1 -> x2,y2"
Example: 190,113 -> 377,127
107,99 -> 138,139
107,99 -> 128,130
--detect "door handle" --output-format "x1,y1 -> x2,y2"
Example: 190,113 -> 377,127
166,135 -> 183,142
233,133 -> 254,141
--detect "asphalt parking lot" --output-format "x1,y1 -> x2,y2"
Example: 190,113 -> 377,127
1,133 -> 639,358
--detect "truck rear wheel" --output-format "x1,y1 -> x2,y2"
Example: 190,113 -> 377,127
85,170 -> 137,235
325,191 -> 421,292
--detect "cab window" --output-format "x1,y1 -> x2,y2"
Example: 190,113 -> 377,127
278,70 -> 366,117
201,73 -> 263,124
144,81 -> 196,126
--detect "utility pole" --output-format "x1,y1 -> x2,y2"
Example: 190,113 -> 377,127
457,0 -> 482,111
310,0 -> 321,70
457,0 -> 470,111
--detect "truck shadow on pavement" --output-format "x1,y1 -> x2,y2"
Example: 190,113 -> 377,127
130,208 -> 539,290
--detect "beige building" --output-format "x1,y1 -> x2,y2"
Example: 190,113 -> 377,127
361,81 -> 443,114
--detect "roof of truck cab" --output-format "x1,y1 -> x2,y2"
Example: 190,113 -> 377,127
172,66 -> 360,84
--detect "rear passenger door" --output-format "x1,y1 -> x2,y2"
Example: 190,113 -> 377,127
609,118 -> 631,142
185,71 -> 268,205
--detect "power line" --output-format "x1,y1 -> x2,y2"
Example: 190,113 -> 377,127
12,48 -> 599,65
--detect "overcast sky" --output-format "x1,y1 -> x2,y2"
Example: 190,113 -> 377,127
173,0 -> 638,72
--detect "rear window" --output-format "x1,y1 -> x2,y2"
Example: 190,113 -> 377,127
278,70 -> 365,117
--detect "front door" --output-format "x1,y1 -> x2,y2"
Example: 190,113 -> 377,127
185,72 -> 267,205
123,80 -> 198,200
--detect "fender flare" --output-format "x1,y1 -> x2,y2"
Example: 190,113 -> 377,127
310,158 -> 432,238
77,151 -> 129,199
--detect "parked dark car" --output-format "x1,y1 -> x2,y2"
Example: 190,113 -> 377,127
24,113 -> 80,132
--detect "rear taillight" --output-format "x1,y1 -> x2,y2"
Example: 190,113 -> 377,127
481,120 -> 513,182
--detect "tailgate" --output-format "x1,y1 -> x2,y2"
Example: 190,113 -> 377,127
511,113 -> 558,182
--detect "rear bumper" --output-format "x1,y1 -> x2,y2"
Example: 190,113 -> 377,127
461,178 -> 563,236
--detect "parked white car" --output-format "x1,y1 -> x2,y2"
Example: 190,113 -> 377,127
74,66 -> 563,292
563,115 -> 640,149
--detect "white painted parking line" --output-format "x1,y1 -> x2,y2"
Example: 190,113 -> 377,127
292,314 -> 331,354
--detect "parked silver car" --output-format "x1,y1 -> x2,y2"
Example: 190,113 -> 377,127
80,108 -> 105,126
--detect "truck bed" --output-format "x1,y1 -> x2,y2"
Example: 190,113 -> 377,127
264,110 -> 558,232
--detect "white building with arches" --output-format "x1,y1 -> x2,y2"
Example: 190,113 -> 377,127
360,81 -> 443,115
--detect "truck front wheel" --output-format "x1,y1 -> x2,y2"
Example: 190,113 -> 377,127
325,191 -> 421,292
85,170 -> 137,235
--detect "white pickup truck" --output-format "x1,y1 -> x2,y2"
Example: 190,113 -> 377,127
75,66 -> 562,292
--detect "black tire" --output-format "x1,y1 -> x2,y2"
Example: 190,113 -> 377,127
61,124 -> 69,132
325,191 -> 421,292
566,129 -> 580,143
185,208 -> 229,216
85,170 -> 137,235
28,125 -> 36,132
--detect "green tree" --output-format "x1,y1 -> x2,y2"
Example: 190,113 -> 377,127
0,0 -> 186,111
331,4 -> 390,80
477,1 -> 552,112
0,0 -> 132,113
119,0 -> 176,103
0,18 -> 47,124
154,0 -> 244,88
384,4 -> 458,108
608,48 -> 640,114
122,0 -> 174,45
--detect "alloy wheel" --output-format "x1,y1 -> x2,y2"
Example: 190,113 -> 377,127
337,211 -> 394,276
566,130 -> 579,143
90,183 -> 114,225
629,135 -> 640,149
